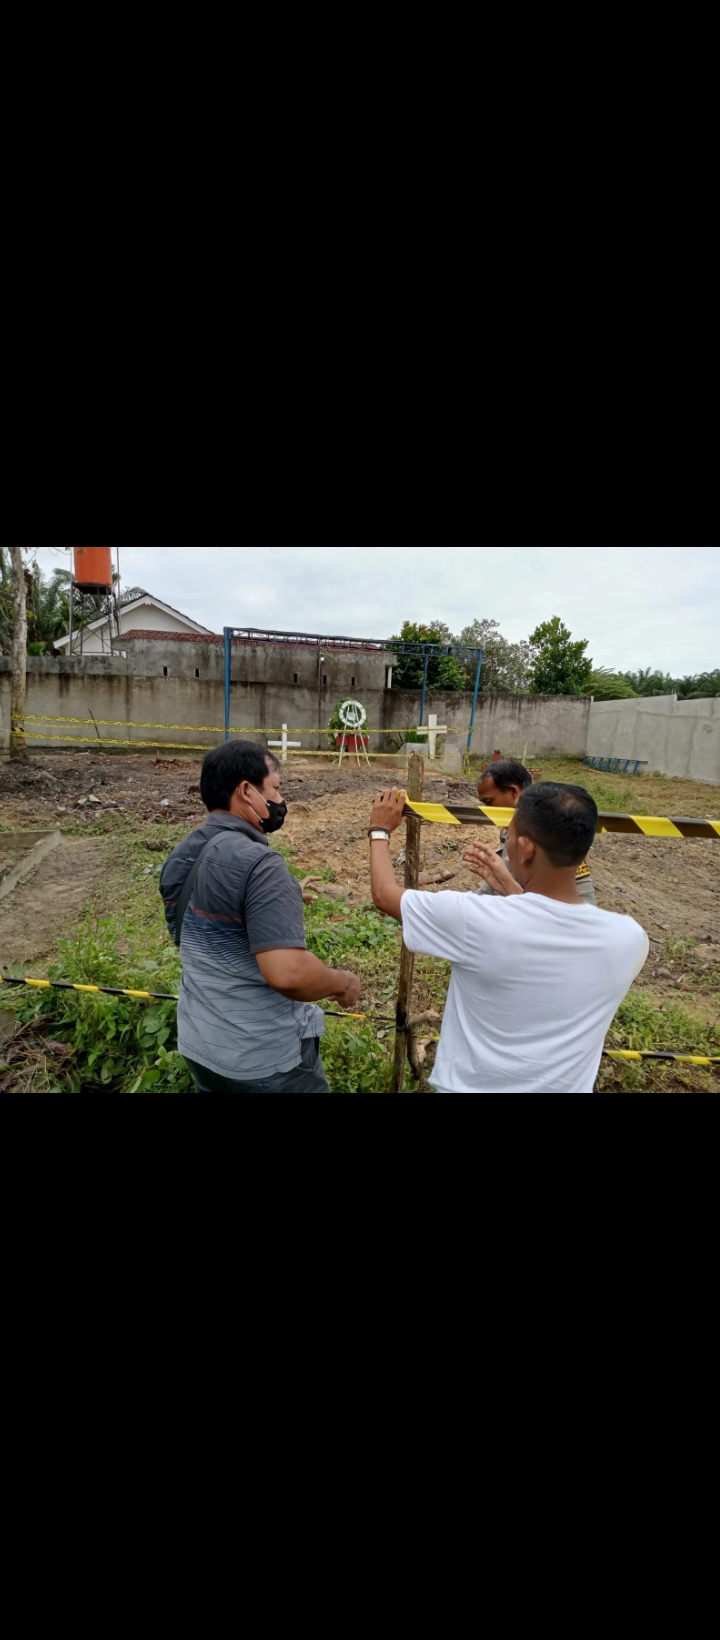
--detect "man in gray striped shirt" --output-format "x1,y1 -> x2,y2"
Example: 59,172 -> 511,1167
160,741 -> 360,1092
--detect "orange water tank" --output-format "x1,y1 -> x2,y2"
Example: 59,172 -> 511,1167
73,546 -> 113,592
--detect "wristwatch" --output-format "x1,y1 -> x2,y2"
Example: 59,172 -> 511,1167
369,829 -> 391,842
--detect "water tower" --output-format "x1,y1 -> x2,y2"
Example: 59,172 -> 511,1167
73,547 -> 113,594
69,547 -> 119,657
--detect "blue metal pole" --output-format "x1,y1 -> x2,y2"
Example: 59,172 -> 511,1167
419,650 -> 429,726
224,628 -> 231,741
466,649 -> 483,755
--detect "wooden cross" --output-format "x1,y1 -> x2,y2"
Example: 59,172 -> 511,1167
268,725 -> 301,764
417,713 -> 447,759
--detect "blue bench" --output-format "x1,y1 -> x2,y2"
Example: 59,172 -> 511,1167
583,756 -> 648,775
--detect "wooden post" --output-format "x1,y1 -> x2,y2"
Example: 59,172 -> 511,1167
390,751 -> 423,1092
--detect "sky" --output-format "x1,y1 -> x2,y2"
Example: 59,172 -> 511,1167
31,547 -> 719,676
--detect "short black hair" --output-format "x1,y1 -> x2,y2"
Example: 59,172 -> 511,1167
481,759 -> 532,791
200,740 -> 279,811
514,782 -> 597,867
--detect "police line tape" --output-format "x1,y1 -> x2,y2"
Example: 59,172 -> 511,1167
16,733 -> 410,758
14,714 -> 421,735
403,801 -> 720,839
1,975 -> 717,1065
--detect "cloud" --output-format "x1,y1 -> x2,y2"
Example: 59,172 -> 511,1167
29,546 -> 719,675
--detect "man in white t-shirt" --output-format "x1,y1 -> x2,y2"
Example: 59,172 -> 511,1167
367,782 -> 648,1093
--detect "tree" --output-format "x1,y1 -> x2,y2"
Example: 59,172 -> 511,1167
27,567 -> 73,648
619,668 -> 675,696
456,618 -> 531,692
387,621 -> 467,690
582,669 -> 639,700
675,671 -> 720,698
9,548 -> 29,760
618,667 -> 720,698
528,616 -> 592,695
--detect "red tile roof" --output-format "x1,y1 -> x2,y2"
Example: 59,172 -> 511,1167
120,629 -> 224,644
118,630 -> 394,654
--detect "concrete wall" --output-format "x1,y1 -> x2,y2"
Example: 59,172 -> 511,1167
381,689 -> 591,758
0,652 -> 593,760
587,695 -> 720,783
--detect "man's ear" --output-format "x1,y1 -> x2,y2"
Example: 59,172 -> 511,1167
516,833 -> 536,866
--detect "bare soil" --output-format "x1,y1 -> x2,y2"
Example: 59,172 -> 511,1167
0,837 -> 115,969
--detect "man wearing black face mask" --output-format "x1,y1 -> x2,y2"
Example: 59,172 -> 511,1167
160,740 -> 360,1091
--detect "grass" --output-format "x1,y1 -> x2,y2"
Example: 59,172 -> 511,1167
598,991 -> 719,1092
465,755 -> 720,817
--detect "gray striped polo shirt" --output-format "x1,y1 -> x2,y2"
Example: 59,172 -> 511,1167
160,812 -> 324,1080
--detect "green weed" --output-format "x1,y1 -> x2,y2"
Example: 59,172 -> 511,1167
304,898 -> 400,965
320,1020 -> 411,1092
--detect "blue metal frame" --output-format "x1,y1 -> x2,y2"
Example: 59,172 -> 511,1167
467,650 -> 483,756
419,652 -> 430,726
223,627 -> 483,748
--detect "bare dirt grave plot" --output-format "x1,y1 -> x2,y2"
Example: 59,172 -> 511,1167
0,837 -> 115,970
0,750 -> 208,829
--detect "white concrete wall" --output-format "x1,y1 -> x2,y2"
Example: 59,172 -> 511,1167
587,695 -> 720,783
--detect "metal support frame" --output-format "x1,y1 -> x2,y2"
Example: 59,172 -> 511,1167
467,650 -> 483,755
419,652 -> 430,726
222,627 -> 482,754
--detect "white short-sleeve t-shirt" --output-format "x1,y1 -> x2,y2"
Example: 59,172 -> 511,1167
400,889 -> 649,1092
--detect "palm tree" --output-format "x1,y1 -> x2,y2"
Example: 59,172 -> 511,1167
27,568 -> 72,649
25,566 -> 119,652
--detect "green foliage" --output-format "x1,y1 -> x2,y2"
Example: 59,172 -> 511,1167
582,669 -> 639,700
5,908 -> 191,1093
321,1020 -> 411,1092
455,618 -> 531,692
607,991 -> 719,1057
387,622 -> 467,692
3,556 -> 120,654
304,899 -> 399,965
390,730 -> 429,750
619,667 -> 720,699
528,616 -> 592,695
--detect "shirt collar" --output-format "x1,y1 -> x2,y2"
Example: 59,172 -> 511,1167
204,811 -> 268,845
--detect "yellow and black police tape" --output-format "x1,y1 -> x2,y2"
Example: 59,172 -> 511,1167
403,801 -> 720,839
0,975 -> 717,1065
13,712 -> 420,735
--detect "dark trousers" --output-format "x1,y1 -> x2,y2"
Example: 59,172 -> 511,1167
183,1036 -> 331,1093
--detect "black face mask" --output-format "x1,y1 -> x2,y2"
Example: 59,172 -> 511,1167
260,798 -> 287,834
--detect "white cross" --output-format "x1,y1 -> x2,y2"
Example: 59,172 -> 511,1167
417,712 -> 447,759
268,725 -> 301,763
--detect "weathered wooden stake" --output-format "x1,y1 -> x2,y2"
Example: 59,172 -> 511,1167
390,752 -> 423,1092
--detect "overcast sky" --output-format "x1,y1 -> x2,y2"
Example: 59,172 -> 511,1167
32,547 -> 718,676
